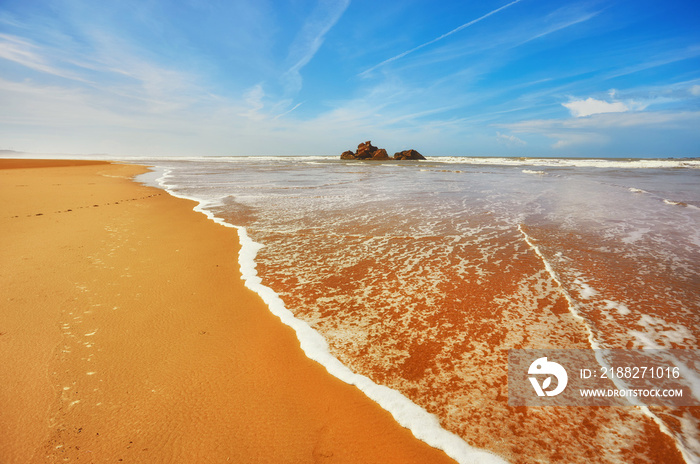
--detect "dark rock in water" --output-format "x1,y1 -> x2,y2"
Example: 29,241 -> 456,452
340,141 -> 426,160
393,149 -> 425,160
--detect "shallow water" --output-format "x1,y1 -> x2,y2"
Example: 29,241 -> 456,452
136,156 -> 700,463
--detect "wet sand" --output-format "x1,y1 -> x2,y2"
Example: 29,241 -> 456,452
0,159 -> 460,464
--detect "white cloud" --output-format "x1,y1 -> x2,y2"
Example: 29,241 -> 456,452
239,84 -> 266,120
563,97 -> 629,117
500,110 -> 700,150
691,85 -> 700,96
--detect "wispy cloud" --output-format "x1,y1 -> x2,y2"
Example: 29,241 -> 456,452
239,84 -> 266,120
507,110 -> 700,131
551,132 -> 607,149
517,9 -> 600,45
0,33 -> 90,83
273,102 -> 303,120
604,44 -> 700,80
359,0 -> 523,77
0,24 -> 210,117
496,131 -> 526,146
282,0 -> 351,95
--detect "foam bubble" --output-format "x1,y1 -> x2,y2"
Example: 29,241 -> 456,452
629,315 -> 696,349
678,411 -> 700,461
573,279 -> 598,300
602,299 -> 631,316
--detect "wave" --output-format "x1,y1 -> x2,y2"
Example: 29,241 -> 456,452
664,199 -> 689,207
522,169 -> 547,175
431,157 -> 700,169
626,188 -> 699,211
115,155 -> 700,170
154,169 -> 509,464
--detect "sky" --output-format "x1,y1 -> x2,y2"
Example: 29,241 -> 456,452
1,0 -> 699,158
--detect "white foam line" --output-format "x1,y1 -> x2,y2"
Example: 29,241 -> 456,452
663,199 -> 699,210
522,169 -> 546,175
517,224 -> 695,464
431,157 -> 700,169
155,169 -> 508,464
517,225 -> 597,346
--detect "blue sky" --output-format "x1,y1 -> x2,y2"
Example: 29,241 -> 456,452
1,0 -> 699,157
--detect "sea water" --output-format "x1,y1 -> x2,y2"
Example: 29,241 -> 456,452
132,156 -> 700,464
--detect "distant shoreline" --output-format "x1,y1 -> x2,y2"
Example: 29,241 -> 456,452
2,150 -> 698,163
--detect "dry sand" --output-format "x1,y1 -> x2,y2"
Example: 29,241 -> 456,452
0,160 -> 458,463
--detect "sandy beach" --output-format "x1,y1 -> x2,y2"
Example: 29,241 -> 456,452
0,160 -> 459,463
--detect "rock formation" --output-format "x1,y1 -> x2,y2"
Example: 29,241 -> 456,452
393,149 -> 425,160
355,141 -> 379,159
372,148 -> 390,160
340,141 -> 425,161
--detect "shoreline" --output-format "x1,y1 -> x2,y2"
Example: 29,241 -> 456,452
155,168 -> 508,464
0,159 -> 466,463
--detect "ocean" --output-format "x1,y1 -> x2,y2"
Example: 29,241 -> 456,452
134,156 -> 700,464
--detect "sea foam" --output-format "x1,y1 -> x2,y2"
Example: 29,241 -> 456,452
432,157 -> 700,169
155,169 -> 509,464
517,224 -> 696,463
522,169 -> 546,175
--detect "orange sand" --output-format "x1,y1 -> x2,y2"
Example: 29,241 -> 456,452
0,160 -> 458,463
